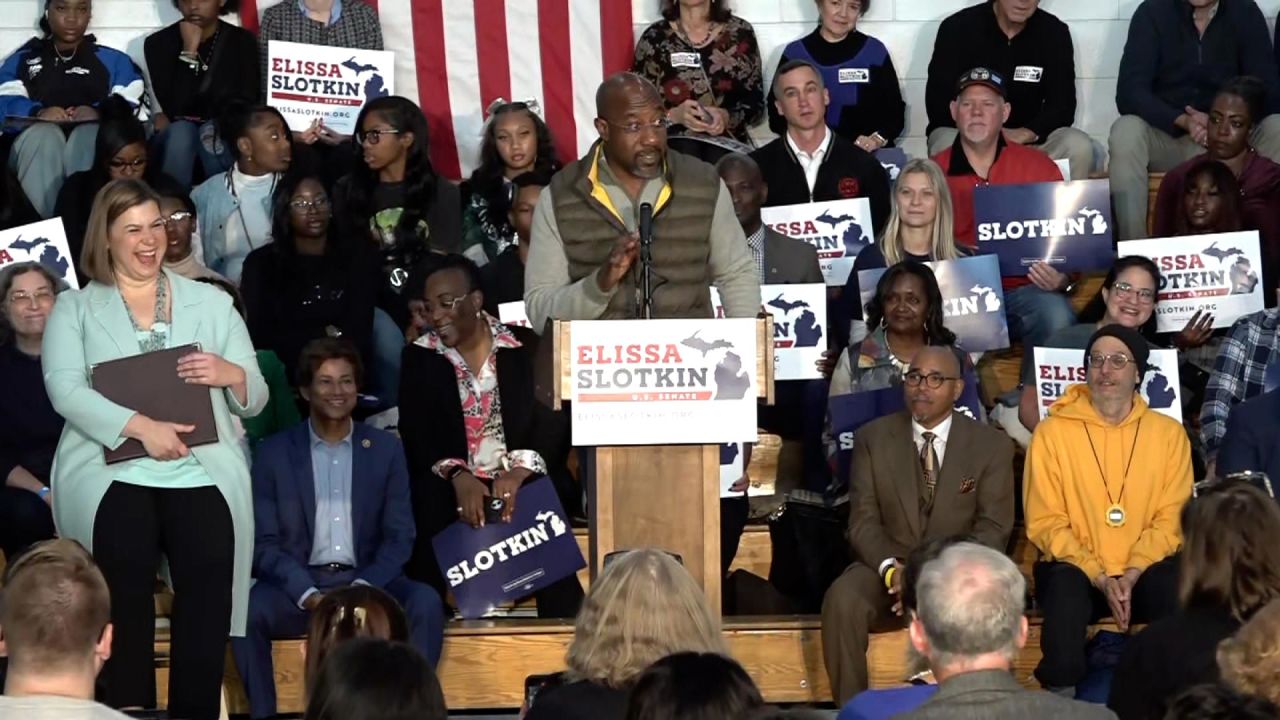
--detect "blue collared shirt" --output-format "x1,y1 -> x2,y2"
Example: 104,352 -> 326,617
296,0 -> 342,25
308,419 -> 356,567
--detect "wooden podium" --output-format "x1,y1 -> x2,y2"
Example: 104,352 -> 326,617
540,318 -> 774,612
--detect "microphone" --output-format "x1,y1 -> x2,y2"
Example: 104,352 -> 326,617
638,202 -> 654,247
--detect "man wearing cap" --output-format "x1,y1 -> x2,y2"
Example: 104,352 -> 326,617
932,67 -> 1075,347
925,0 -> 1093,179
1024,324 -> 1190,696
1111,0 -> 1280,241
750,59 -> 891,230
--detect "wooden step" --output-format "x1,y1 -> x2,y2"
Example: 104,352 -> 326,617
155,616 -> 1061,712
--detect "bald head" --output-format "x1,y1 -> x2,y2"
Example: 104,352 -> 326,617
595,72 -> 663,118
905,346 -> 964,428
716,153 -> 767,234
716,152 -> 761,180
913,543 -> 1026,669
913,346 -> 961,377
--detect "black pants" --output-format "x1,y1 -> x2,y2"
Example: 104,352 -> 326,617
0,485 -> 55,560
721,496 -> 749,577
1034,558 -> 1179,688
93,482 -> 234,720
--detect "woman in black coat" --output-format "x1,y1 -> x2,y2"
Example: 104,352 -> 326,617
398,254 -> 582,618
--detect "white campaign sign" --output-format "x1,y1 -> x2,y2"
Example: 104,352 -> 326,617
0,218 -> 79,289
266,41 -> 395,135
718,442 -> 773,498
498,301 -> 531,329
760,198 -> 874,286
569,319 -> 758,446
1032,347 -> 1182,423
711,283 -> 825,380
1117,231 -> 1266,333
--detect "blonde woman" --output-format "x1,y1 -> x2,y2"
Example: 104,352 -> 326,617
525,549 -> 728,720
1218,598 -> 1280,706
836,158 -> 968,346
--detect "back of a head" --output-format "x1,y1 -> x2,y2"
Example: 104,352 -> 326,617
1180,482 -> 1280,621
624,652 -> 764,720
914,543 -> 1025,668
303,637 -> 445,720
1218,598 -> 1280,704
566,549 -> 727,688
0,539 -> 110,674
1163,683 -> 1279,720
304,585 -> 410,695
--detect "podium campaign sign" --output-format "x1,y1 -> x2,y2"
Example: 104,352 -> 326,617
974,179 -> 1114,276
857,255 -> 1010,352
1117,231 -> 1265,333
498,301 -> 531,329
1032,347 -> 1182,423
711,283 -> 825,380
432,477 -> 584,619
0,218 -> 79,289
267,41 -> 394,135
569,319 -> 758,446
760,198 -> 874,286
829,374 -> 982,485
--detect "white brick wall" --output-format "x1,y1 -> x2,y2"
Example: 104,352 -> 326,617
2,0 -> 1278,163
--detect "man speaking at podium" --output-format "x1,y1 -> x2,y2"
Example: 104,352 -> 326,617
524,72 -> 761,329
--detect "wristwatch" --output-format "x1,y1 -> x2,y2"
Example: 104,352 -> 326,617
1061,280 -> 1078,295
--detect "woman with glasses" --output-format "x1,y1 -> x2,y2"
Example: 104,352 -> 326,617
54,98 -> 159,280
240,171 -> 379,387
191,101 -> 293,284
332,96 -> 461,405
460,100 -> 561,264
0,262 -> 67,562
1108,481 -> 1280,719
151,176 -> 221,281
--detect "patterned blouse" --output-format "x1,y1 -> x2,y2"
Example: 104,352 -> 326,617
632,14 -> 765,144
461,185 -> 516,263
420,313 -> 546,481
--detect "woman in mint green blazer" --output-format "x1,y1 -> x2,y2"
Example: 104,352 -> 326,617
42,179 -> 267,719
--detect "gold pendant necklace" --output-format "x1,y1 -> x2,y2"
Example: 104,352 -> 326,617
1084,418 -> 1143,529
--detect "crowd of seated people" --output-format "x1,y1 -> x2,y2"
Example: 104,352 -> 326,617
6,1 -> 1280,719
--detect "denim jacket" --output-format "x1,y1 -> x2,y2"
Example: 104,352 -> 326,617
191,169 -> 279,281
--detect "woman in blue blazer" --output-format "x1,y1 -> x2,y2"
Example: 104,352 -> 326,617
42,178 -> 267,720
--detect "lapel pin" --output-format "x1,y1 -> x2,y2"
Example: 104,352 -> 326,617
362,439 -> 372,448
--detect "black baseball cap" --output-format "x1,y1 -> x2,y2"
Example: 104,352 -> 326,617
955,67 -> 1006,98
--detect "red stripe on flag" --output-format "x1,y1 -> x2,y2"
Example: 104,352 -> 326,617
412,0 -> 462,179
537,0 -> 576,165
364,0 -> 377,12
599,0 -> 634,78
473,0 -> 512,112
239,0 -> 259,34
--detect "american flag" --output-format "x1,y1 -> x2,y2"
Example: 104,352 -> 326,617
241,0 -> 635,180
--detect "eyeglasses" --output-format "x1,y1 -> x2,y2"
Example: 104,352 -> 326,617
162,211 -> 192,226
422,295 -> 469,314
605,118 -> 673,135
1111,281 -> 1156,303
7,289 -> 55,306
355,128 -> 402,145
289,197 -> 331,212
109,157 -> 146,170
1087,352 -> 1133,370
904,371 -> 959,389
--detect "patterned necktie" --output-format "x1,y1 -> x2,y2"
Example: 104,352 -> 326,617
920,431 -> 938,509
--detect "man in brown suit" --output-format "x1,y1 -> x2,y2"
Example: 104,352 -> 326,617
821,346 -> 1015,704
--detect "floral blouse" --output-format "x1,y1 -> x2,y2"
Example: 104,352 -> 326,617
632,14 -> 765,144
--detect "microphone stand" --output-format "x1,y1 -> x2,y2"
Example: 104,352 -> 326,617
638,202 -> 654,319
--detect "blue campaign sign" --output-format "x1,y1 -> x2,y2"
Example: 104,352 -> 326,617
973,178 -> 1115,276
857,255 -> 1010,352
431,477 -> 585,619
874,147 -> 908,183
829,374 -> 982,485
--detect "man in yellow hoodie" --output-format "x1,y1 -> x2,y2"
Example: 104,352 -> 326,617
1025,324 -> 1191,696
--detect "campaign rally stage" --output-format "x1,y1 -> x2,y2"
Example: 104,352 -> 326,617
858,255 -> 1010,352
0,218 -> 79,289
1118,231 -> 1266,333
1032,347 -> 1182,423
712,283 -> 826,381
761,198 -> 875,286
432,477 -> 584,619
266,41 -> 395,135
974,178 -> 1114,276
568,318 -> 759,446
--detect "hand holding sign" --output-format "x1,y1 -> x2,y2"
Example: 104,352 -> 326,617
453,470 -> 490,528
1027,262 -> 1068,292
1173,310 -> 1215,350
492,468 -> 532,523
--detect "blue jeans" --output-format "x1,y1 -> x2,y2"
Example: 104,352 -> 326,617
154,119 -> 232,190
1004,285 -> 1077,348
370,307 -> 404,407
8,122 -> 98,217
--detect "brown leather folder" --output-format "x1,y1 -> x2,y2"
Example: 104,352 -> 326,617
90,343 -> 219,464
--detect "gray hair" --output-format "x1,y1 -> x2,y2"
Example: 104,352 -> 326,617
915,543 -> 1025,668
0,261 -> 68,344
